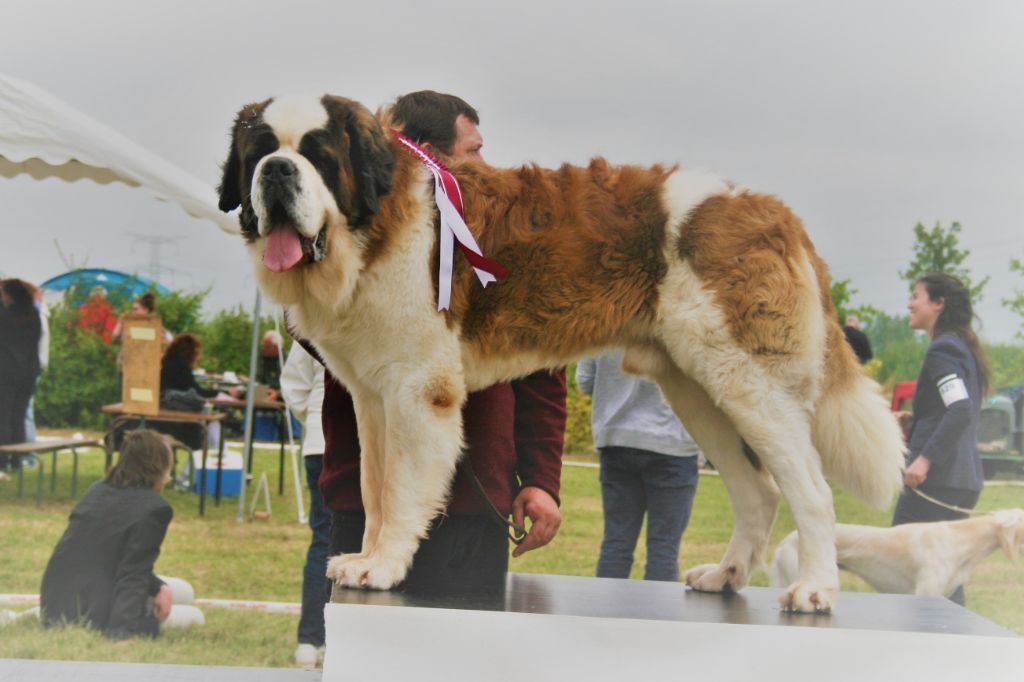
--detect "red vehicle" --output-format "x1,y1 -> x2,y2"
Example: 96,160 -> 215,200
890,380 -> 917,413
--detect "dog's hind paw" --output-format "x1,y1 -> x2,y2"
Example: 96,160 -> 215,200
779,582 -> 837,614
326,552 -> 408,590
684,562 -> 750,593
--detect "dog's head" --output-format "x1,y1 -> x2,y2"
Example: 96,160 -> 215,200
218,95 -> 394,274
993,508 -> 1024,563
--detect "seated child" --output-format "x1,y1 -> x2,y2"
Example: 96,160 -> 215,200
40,429 -> 201,638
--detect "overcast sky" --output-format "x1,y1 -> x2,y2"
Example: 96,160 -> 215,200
2,0 -> 1022,341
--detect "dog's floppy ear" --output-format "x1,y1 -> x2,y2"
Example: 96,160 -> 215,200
325,96 -> 394,224
218,100 -> 272,214
218,115 -> 244,213
994,510 -> 1024,563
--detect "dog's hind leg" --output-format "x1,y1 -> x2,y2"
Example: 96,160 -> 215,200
653,366 -> 781,594
327,366 -> 466,590
715,385 -> 840,612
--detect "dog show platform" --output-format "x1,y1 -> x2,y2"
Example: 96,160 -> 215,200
4,573 -> 1020,682
324,572 -> 1022,682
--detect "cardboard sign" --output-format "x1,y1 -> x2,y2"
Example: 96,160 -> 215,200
122,314 -> 163,415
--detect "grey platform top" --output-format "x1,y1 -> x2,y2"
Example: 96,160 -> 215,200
331,572 -> 1017,638
4,573 -> 1014,681
0,659 -> 321,682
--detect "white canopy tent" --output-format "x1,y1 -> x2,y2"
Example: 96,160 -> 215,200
0,72 -> 303,523
0,72 -> 237,234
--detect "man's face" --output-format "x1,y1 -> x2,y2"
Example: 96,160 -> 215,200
446,114 -> 484,163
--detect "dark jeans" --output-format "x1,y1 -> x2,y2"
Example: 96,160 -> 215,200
597,447 -> 699,582
0,375 -> 36,469
329,510 -> 509,596
892,484 -> 980,606
297,455 -> 331,646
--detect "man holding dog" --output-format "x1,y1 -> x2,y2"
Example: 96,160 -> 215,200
313,91 -> 566,603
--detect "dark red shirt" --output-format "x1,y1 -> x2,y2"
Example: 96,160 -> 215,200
319,369 -> 566,515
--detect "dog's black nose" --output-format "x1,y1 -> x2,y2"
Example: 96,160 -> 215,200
262,157 -> 297,180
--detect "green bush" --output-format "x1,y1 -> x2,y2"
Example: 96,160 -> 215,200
35,296 -> 120,430
988,344 -> 1024,389
157,288 -> 207,335
196,305 -> 290,375
564,362 -> 594,455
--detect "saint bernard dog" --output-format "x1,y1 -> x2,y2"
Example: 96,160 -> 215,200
218,94 -> 906,612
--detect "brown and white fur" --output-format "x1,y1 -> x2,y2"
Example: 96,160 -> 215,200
217,94 -> 906,612
770,509 -> 1024,598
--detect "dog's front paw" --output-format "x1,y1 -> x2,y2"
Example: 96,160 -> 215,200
684,562 -> 750,593
779,581 -> 837,614
325,552 -> 408,590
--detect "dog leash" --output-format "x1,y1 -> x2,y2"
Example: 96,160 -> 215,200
461,460 -> 528,545
910,486 -> 979,516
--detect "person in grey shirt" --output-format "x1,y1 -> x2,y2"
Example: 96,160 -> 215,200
577,351 -> 700,581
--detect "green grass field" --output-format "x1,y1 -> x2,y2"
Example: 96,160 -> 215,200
2,440 -> 1022,667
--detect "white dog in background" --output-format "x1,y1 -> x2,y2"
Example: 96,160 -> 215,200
770,509 -> 1024,598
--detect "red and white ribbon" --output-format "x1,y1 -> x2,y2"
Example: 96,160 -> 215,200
394,133 -> 508,310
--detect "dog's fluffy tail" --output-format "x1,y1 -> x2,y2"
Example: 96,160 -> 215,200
811,329 -> 905,509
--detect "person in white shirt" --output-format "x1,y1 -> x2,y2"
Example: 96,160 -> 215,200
279,342 -> 329,666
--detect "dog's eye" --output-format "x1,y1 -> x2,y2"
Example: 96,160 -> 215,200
245,133 -> 280,169
299,134 -> 332,166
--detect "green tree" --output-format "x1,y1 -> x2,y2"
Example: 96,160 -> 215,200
829,277 -> 880,325
899,220 -> 989,301
864,312 -> 928,389
155,287 -> 208,335
196,305 -> 288,374
1003,255 -> 1024,340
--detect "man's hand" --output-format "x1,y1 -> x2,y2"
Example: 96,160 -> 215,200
904,455 -> 931,488
153,583 -> 173,621
511,486 -> 561,558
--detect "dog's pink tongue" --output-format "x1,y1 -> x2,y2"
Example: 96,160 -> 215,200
263,227 -> 303,273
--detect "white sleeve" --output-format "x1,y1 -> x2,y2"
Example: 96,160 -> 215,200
279,343 -> 314,423
575,357 -> 597,395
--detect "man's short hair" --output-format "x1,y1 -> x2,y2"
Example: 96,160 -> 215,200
390,90 -> 479,155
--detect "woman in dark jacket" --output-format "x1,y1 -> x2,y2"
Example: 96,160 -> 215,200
41,430 -> 176,638
893,273 -> 990,604
160,333 -> 218,398
0,279 -> 42,461
158,333 -> 218,450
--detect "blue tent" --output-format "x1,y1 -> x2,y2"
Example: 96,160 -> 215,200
40,268 -> 170,302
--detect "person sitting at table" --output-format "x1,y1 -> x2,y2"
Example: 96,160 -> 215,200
40,429 -> 204,639
158,333 -> 236,450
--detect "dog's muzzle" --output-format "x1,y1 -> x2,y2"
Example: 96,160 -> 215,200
258,158 -> 327,272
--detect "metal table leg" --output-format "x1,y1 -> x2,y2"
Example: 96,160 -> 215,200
16,457 -> 25,499
278,410 -> 285,495
199,425 -> 209,517
71,448 -> 79,499
36,460 -> 45,507
215,427 -> 225,506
